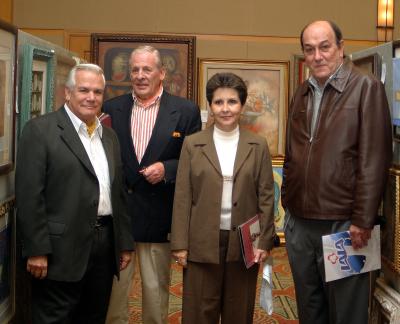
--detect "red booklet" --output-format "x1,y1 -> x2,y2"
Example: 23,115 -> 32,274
238,214 -> 261,269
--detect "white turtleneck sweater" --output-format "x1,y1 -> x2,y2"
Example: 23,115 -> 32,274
213,125 -> 240,230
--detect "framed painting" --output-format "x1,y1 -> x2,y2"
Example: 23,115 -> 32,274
91,34 -> 196,100
54,54 -> 76,109
292,54 -> 310,95
272,157 -> 285,243
0,20 -> 17,175
352,53 -> 381,79
0,197 -> 15,323
381,168 -> 400,275
20,44 -> 55,132
197,58 -> 289,157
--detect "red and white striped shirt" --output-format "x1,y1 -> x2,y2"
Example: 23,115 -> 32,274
131,88 -> 163,163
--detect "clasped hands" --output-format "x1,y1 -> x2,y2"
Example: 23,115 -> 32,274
139,162 -> 165,185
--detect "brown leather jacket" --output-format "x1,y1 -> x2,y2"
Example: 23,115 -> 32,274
282,59 -> 392,229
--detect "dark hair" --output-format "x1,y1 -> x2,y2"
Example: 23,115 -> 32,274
206,73 -> 247,106
300,20 -> 343,50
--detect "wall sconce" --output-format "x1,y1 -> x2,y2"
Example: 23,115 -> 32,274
377,0 -> 394,42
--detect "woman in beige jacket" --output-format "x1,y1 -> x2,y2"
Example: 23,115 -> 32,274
171,72 -> 275,324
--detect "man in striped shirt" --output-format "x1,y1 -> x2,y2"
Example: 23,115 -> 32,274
104,46 -> 201,324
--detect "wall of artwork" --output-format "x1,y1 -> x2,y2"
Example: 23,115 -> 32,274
10,0 -> 400,79
4,1 -> 400,322
12,0 -> 400,41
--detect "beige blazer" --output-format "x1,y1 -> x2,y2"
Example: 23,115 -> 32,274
170,126 -> 275,264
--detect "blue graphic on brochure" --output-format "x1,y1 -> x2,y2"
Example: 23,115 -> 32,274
322,225 -> 380,282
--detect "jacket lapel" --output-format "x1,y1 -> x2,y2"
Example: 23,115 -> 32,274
57,108 -> 97,178
199,127 -> 222,175
118,95 -> 140,169
233,129 -> 254,179
141,92 -> 180,166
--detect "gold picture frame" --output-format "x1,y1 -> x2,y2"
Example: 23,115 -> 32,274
197,58 -> 289,157
91,33 -> 196,101
382,168 -> 400,275
272,157 -> 285,243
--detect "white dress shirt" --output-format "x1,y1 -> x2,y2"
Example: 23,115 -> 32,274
64,104 -> 113,216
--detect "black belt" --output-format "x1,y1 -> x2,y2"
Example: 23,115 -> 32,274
94,215 -> 112,228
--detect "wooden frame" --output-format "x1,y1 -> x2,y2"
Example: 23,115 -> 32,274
0,20 -> 17,175
382,168 -> 400,275
197,58 -> 289,157
352,53 -> 382,79
292,54 -> 310,95
272,157 -> 285,243
91,34 -> 196,100
0,197 -> 15,323
20,44 -> 55,132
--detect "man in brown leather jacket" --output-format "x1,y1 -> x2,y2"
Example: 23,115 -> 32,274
282,20 -> 392,324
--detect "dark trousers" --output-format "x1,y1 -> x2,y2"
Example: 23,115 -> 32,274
285,213 -> 370,324
32,223 -> 115,324
182,230 -> 259,324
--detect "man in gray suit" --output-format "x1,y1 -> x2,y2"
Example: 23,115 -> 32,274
16,63 -> 134,324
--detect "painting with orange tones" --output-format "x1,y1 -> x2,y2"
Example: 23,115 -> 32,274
198,59 -> 289,157
91,34 -> 196,101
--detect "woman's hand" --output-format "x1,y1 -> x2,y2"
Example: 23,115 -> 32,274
254,249 -> 270,264
172,249 -> 188,267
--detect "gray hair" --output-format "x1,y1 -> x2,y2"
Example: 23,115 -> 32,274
65,63 -> 106,89
129,45 -> 163,69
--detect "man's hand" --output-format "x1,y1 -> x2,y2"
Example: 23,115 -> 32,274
120,251 -> 133,271
139,162 -> 165,184
27,255 -> 48,279
254,249 -> 270,263
172,249 -> 188,268
349,224 -> 372,250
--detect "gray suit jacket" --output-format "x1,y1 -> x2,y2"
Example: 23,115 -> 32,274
16,107 -> 134,282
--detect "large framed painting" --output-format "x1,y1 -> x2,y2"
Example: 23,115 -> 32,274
91,34 -> 196,101
197,58 -> 289,157
382,168 -> 400,275
0,20 -> 17,175
0,197 -> 15,323
272,157 -> 285,243
352,53 -> 382,79
20,44 -> 55,132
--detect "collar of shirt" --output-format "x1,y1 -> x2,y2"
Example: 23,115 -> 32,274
308,62 -> 344,92
64,104 -> 103,138
132,86 -> 163,109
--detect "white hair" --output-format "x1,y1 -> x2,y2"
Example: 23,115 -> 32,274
65,63 -> 106,89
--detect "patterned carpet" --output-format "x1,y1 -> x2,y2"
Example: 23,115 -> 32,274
128,247 -> 298,323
